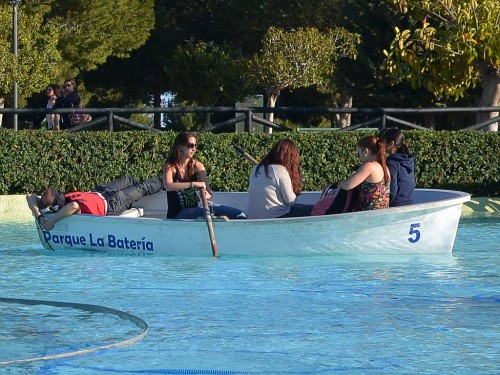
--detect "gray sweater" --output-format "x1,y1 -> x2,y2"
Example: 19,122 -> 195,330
247,164 -> 297,219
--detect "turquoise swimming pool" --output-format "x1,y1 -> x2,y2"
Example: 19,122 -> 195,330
0,214 -> 498,374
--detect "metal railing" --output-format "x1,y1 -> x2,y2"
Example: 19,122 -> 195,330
0,106 -> 498,132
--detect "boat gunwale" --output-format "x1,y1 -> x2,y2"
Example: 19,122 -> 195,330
39,188 -> 471,224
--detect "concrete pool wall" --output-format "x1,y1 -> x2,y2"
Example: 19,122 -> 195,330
0,194 -> 497,219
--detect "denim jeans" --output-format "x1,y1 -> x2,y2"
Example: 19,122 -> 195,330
94,176 -> 163,216
174,204 -> 247,219
279,203 -> 314,218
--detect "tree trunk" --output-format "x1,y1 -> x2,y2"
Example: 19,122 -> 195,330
338,92 -> 352,128
0,96 -> 4,128
477,68 -> 500,132
424,113 -> 436,130
153,90 -> 162,129
330,91 -> 352,128
330,93 -> 339,128
265,86 -> 280,134
205,112 -> 211,128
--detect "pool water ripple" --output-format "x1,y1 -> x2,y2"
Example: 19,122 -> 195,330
0,214 -> 498,374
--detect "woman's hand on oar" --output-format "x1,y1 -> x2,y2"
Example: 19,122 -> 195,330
199,187 -> 219,258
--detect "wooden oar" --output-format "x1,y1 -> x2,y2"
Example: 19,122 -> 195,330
199,187 -> 219,257
233,144 -> 258,166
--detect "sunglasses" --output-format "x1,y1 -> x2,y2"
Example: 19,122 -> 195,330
186,143 -> 197,150
63,84 -> 72,88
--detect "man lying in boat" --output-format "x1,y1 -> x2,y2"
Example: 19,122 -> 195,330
26,176 -> 163,231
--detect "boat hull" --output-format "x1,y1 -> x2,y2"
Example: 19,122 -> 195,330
35,189 -> 470,256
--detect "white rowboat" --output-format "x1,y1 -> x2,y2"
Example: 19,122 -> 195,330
34,189 -> 470,256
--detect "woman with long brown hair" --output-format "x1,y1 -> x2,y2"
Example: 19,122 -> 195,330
163,131 -> 246,219
247,139 -> 313,219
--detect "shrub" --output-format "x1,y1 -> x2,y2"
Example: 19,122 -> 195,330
0,130 -> 497,196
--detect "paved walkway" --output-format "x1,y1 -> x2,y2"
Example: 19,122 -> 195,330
0,195 -> 497,219
461,197 -> 499,214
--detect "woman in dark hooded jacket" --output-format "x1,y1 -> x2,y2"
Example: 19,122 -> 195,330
378,128 -> 415,207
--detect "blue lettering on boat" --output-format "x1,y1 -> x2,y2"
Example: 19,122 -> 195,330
89,233 -> 105,247
43,232 -> 86,247
44,231 -> 154,251
108,235 -> 154,251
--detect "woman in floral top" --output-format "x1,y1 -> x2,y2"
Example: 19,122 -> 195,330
338,135 -> 390,211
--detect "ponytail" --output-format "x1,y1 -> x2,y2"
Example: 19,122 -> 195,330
376,139 -> 390,184
378,128 -> 410,154
358,136 -> 390,184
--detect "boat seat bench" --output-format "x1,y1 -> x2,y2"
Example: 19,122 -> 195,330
119,207 -> 144,217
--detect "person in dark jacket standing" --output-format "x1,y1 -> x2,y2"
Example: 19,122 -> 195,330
54,78 -> 82,130
378,128 -> 415,207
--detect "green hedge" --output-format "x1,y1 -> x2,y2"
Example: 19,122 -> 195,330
0,130 -> 498,196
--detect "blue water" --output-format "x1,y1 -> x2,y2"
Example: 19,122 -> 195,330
0,214 -> 498,374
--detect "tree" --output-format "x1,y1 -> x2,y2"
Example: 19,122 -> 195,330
171,41 -> 249,107
248,26 -> 360,130
0,0 -> 156,128
382,0 -> 500,131
84,0 -> 358,128
98,1 -> 348,114
169,40 -> 250,128
0,4 -> 61,107
330,0 -> 432,105
49,0 -> 155,78
1,0 -> 155,127
81,0 -> 167,128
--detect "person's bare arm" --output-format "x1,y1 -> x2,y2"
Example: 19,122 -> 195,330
195,162 -> 212,200
339,163 -> 372,190
26,193 -> 44,218
40,202 -> 81,231
163,163 -> 207,192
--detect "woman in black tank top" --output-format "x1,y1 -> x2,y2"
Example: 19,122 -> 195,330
163,132 -> 246,220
